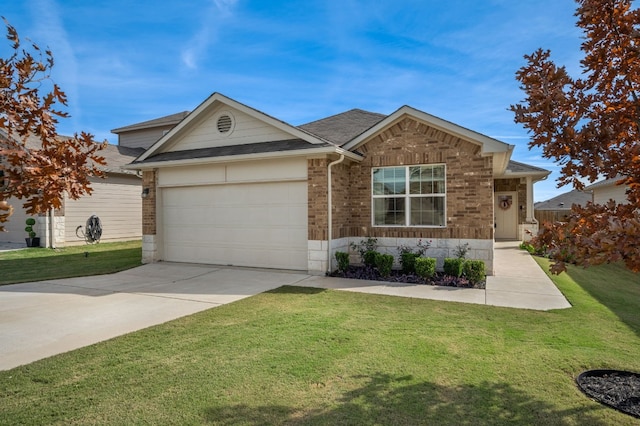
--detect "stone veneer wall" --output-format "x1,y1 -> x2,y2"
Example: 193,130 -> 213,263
35,215 -> 64,247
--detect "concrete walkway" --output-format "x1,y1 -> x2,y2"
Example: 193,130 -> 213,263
486,241 -> 571,310
0,242 -> 569,370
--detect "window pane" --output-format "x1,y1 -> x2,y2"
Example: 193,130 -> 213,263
373,167 -> 405,195
409,165 -> 445,195
374,197 -> 406,225
410,196 -> 445,226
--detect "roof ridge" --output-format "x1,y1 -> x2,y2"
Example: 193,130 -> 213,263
298,108 -> 386,127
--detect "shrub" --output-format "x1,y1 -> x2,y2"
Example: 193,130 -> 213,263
350,237 -> 378,264
415,257 -> 436,279
444,258 -> 464,277
462,260 -> 486,285
25,217 -> 36,238
375,253 -> 394,278
363,250 -> 378,267
400,252 -> 420,274
335,251 -> 350,273
397,239 -> 432,274
520,241 -> 546,256
453,243 -> 470,259
397,239 -> 431,256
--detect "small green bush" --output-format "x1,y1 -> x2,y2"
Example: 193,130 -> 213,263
375,253 -> 394,278
415,257 -> 436,279
363,250 -> 378,267
453,243 -> 470,259
400,252 -> 420,274
463,260 -> 486,285
350,237 -> 378,264
443,258 -> 464,277
25,218 -> 36,238
335,251 -> 350,273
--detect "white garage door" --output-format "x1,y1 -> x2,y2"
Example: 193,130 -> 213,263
162,181 -> 308,270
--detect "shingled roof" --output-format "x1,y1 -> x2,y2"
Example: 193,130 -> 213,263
111,111 -> 190,134
535,189 -> 593,210
1,130 -> 142,175
136,139 -> 326,164
298,108 -> 386,146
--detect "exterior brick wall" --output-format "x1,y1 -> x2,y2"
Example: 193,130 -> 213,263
142,170 -> 157,235
307,159 -> 328,240
315,117 -> 495,241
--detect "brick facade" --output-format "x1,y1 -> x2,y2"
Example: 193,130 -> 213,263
308,117 -> 495,243
142,170 -> 157,235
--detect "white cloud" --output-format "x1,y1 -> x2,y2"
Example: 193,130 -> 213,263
181,0 -> 239,69
25,0 -> 81,124
213,0 -> 238,15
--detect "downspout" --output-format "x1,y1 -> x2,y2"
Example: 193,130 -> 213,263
327,154 -> 345,274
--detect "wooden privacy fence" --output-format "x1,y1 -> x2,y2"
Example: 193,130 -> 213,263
534,210 -> 572,224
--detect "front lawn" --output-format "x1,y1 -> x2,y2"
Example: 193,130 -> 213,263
0,259 -> 639,424
0,240 -> 142,285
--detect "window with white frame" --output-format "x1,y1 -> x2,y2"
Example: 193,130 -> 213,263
372,165 -> 446,227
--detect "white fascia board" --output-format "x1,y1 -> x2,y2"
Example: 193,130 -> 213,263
501,170 -> 551,183
122,146 -> 362,170
134,92 -> 332,163
344,106 -> 513,155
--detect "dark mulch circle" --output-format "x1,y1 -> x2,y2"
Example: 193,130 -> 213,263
576,370 -> 640,419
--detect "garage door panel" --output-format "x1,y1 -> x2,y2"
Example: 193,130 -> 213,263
162,182 -> 307,270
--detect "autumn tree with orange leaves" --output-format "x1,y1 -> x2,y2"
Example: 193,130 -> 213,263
511,0 -> 640,273
0,19 -> 106,233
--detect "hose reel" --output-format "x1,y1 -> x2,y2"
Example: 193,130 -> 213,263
76,215 -> 102,244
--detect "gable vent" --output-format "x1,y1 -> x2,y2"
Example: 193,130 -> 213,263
217,114 -> 233,133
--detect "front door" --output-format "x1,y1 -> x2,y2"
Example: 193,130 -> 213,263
494,192 -> 518,240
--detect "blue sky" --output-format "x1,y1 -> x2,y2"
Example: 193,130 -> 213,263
3,0 -> 586,201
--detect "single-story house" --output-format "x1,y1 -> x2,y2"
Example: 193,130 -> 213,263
124,93 -> 550,275
0,132 -> 143,247
586,175 -> 629,205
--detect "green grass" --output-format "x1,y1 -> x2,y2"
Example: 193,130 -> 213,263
0,240 -> 142,285
0,258 -> 639,424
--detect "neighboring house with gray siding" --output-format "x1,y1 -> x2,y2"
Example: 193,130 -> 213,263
0,132 -> 143,247
112,111 -> 190,150
586,175 -> 629,205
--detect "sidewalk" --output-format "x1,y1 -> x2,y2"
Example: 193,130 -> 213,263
298,241 -> 571,311
485,241 -> 571,310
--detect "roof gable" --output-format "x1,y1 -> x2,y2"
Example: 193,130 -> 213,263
341,106 -> 514,175
135,93 -> 332,163
585,174 -> 626,190
343,106 -> 513,154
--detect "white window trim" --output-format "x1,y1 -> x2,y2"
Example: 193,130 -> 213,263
371,164 -> 447,228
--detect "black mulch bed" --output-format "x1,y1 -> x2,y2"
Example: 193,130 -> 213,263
328,266 -> 486,289
576,370 -> 640,419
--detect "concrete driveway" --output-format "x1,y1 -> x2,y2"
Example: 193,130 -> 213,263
0,263 -> 311,371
